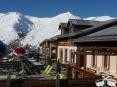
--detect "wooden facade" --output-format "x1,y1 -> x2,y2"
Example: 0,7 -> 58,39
73,43 -> 117,79
73,19 -> 117,79
40,19 -> 115,80
57,20 -> 100,64
58,22 -> 77,64
40,19 -> 102,65
39,37 -> 58,60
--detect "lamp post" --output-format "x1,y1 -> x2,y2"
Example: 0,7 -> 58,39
56,73 -> 60,87
6,71 -> 11,87
56,59 -> 61,87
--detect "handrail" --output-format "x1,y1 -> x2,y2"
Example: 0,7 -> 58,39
86,67 -> 96,73
72,65 -> 100,78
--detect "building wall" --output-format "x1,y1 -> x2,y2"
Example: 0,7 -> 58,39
110,56 -> 117,74
86,55 -> 104,69
57,46 -> 77,64
86,54 -> 117,77
86,55 -> 92,68
96,56 -> 103,69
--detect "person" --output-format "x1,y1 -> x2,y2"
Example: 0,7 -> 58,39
56,59 -> 61,74
36,53 -> 39,62
48,57 -> 52,66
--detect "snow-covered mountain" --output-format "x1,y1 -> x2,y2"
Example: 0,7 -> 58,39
0,12 -> 34,44
21,12 -> 79,46
0,12 -> 79,46
84,16 -> 114,21
0,12 -> 115,47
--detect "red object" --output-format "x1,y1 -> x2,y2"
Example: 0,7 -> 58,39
14,47 -> 25,55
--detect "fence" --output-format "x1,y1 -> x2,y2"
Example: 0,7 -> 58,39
0,79 -> 98,87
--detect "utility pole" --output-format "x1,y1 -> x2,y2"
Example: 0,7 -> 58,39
56,73 -> 60,87
6,71 -> 11,87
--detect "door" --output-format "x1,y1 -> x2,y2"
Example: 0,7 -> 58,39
79,55 -> 86,68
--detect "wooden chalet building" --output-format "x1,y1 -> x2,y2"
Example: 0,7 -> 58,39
73,19 -> 117,79
57,19 -> 102,65
57,22 -> 77,64
39,35 -> 58,60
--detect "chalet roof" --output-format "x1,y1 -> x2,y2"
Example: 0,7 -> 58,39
49,35 -> 60,41
58,19 -> 117,39
39,35 -> 59,46
58,23 -> 67,30
88,25 -> 117,37
74,35 -> 117,43
68,19 -> 102,26
73,25 -> 117,43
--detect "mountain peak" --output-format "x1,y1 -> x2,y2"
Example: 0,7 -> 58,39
53,12 -> 80,20
57,12 -> 74,17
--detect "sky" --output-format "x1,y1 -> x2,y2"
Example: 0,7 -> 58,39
0,0 -> 117,18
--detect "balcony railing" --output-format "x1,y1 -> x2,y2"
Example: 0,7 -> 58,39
72,66 -> 100,79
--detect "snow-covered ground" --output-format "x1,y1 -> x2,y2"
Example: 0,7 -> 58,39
0,12 -> 115,47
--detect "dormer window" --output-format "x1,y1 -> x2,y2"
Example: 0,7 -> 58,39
59,23 -> 69,35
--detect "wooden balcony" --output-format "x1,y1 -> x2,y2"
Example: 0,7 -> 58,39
72,66 -> 101,79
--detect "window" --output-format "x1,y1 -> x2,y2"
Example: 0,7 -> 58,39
46,48 -> 49,55
92,55 -> 97,67
42,48 -> 46,57
70,49 -> 75,63
43,48 -> 46,53
104,56 -> 110,70
65,49 -> 68,62
59,48 -> 63,60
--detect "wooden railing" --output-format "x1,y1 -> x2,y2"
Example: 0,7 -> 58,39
0,61 -> 21,71
72,65 -> 100,79
78,68 -> 100,78
86,67 -> 96,73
